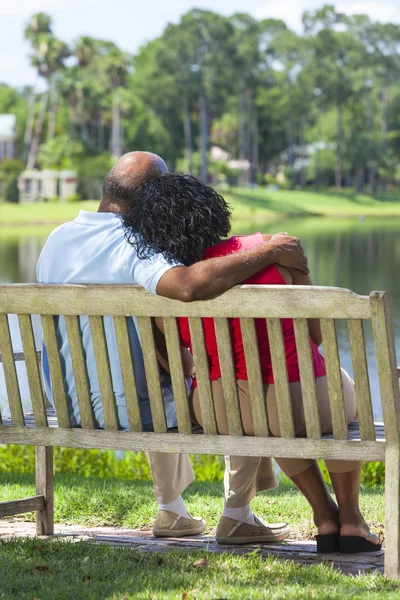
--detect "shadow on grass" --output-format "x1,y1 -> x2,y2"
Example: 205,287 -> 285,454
229,190 -> 322,217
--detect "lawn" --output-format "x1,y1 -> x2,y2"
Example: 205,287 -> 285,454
2,188 -> 400,227
0,473 -> 391,599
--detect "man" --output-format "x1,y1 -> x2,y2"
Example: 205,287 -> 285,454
37,151 -> 308,543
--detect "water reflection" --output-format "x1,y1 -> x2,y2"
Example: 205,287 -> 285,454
1,219 -> 400,420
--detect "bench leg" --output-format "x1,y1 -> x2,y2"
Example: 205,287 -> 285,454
385,445 -> 400,578
35,446 -> 54,536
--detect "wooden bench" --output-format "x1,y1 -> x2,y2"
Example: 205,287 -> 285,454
0,284 -> 399,577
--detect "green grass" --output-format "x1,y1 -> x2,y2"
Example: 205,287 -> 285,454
0,474 -> 389,598
2,189 -> 400,228
1,538 -> 398,600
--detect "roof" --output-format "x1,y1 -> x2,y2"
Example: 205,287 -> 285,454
0,114 -> 16,139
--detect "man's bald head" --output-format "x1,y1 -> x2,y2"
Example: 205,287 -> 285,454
99,151 -> 168,213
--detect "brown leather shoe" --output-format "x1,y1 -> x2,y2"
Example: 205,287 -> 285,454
153,510 -> 206,538
216,515 -> 290,545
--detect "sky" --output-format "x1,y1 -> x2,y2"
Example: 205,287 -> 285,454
1,0 -> 400,88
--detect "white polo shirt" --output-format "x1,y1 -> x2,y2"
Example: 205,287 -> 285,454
36,210 -> 179,430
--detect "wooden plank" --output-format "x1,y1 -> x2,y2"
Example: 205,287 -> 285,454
113,316 -> 142,432
137,317 -> 167,433
64,316 -> 94,429
0,351 -> 41,363
240,318 -> 269,437
370,291 -> 400,443
214,318 -> 243,436
347,319 -> 375,441
267,319 -> 295,438
320,319 -> 348,440
89,316 -> 118,431
293,319 -> 321,439
18,314 -> 47,427
0,284 -> 371,320
162,317 -> 192,434
0,496 -> 44,518
0,314 -> 23,426
41,315 -> 70,429
36,446 -> 54,535
188,318 -> 217,435
0,426 -> 386,461
384,445 -> 400,578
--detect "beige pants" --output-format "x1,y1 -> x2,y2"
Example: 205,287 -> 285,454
191,369 -> 361,506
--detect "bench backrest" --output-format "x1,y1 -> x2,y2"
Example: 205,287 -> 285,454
0,284 -> 399,447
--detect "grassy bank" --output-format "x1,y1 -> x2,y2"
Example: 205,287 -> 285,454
0,474 -> 390,599
2,189 -> 400,227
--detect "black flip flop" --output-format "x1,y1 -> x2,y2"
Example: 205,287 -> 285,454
316,533 -> 339,553
339,533 -> 382,553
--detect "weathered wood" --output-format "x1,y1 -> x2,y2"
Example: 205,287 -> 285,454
137,317 -> 167,433
36,446 -> 54,535
320,319 -> 348,440
267,319 -> 295,438
64,316 -> 94,429
0,351 -> 41,363
162,317 -> 192,434
0,426 -> 386,460
347,319 -> 375,441
293,319 -> 321,439
0,284 -> 371,319
371,292 -> 400,444
18,314 -> 47,427
0,496 -> 45,518
385,444 -> 400,578
89,316 -> 118,431
188,318 -> 217,435
214,318 -> 243,436
114,316 -> 142,432
0,314 -> 23,426
240,318 -> 269,437
41,315 -> 70,429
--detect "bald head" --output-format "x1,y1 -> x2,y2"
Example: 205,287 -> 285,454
99,151 -> 169,213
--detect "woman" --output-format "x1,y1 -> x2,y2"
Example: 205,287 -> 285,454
122,173 -> 380,553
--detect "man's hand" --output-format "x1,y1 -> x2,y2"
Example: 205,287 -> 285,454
269,232 -> 309,274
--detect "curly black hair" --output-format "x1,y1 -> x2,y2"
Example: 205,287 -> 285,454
122,174 -> 232,266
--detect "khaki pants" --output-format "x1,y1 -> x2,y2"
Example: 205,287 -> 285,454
191,368 -> 361,506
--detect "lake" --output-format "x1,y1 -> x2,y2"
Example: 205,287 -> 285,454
1,217 -> 400,421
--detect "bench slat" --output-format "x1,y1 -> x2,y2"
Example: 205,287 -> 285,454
0,495 -> 45,518
371,292 -> 400,443
188,318 -> 217,435
137,317 -> 167,433
0,314 -> 23,426
113,317 -> 142,432
347,319 -> 375,441
64,316 -> 94,429
240,318 -> 269,437
293,318 -> 321,439
162,317 -> 192,435
320,319 -> 347,440
267,319 -> 295,438
89,316 -> 118,431
41,315 -> 70,429
215,318 -> 243,436
18,314 -> 47,427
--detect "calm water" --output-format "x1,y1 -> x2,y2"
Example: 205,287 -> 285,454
1,217 -> 400,420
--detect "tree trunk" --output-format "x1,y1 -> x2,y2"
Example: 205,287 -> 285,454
47,77 -> 58,140
199,92 -> 208,184
183,96 -> 193,175
111,88 -> 122,159
23,86 -> 36,162
26,91 -> 48,169
250,107 -> 259,186
300,115 -> 307,189
364,81 -> 375,195
381,78 -> 389,191
98,118 -> 105,152
335,99 -> 343,189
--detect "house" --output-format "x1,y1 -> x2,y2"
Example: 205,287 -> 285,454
0,114 -> 16,162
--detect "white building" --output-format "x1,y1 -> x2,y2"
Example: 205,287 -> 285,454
18,169 -> 77,203
0,114 -> 16,162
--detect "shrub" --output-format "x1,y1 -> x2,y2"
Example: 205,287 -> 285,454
66,193 -> 81,203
